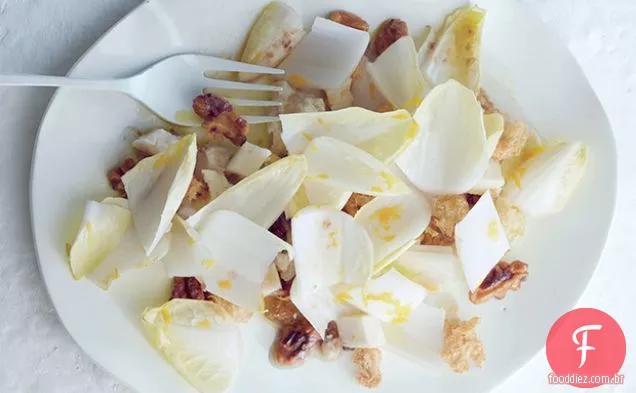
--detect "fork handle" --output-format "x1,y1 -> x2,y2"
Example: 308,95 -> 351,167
0,74 -> 130,92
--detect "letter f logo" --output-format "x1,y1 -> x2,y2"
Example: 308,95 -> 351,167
572,324 -> 602,368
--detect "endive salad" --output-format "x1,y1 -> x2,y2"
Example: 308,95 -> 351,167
67,2 -> 589,391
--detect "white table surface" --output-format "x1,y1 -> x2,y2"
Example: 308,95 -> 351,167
0,0 -> 633,392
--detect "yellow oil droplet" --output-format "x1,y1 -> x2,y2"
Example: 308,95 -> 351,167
391,112 -> 410,120
403,96 -> 422,111
328,231 -> 339,248
365,292 -> 412,325
161,307 -> 173,324
407,123 -> 419,139
218,279 -> 233,290
368,83 -> 377,100
383,234 -> 396,242
509,166 -> 527,188
334,292 -> 352,305
186,236 -> 196,246
65,243 -> 72,257
373,206 -> 402,227
309,144 -> 319,153
487,219 -> 499,240
370,186 -> 384,193
196,320 -> 212,328
175,109 -> 202,124
380,171 -> 398,190
315,173 -> 330,180
288,74 -> 308,88
301,132 -> 314,141
203,259 -> 216,269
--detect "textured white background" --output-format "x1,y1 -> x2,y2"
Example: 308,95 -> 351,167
0,0 -> 634,392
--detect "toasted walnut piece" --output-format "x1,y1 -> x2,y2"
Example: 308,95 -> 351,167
328,10 -> 369,31
170,277 -> 253,322
443,317 -> 485,373
494,198 -> 525,242
272,318 -> 321,367
465,193 -> 481,208
263,290 -> 300,325
106,157 -> 137,197
342,193 -> 374,216
193,93 -> 248,146
492,120 -> 530,161
320,321 -> 343,361
469,261 -> 529,304
185,177 -> 210,202
420,223 -> 455,246
431,195 -> 470,237
269,214 -> 292,242
373,18 -> 408,58
477,89 -> 497,114
352,348 -> 382,388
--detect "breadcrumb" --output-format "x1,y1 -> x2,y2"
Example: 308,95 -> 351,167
431,195 -> 470,237
185,177 -> 209,202
492,120 -> 530,161
342,193 -> 374,216
419,223 -> 454,246
477,89 -> 497,114
352,348 -> 382,388
494,197 -> 525,242
442,317 -> 485,373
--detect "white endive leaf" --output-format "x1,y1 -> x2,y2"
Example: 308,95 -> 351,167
419,6 -> 485,91
468,160 -> 505,195
280,107 -> 418,163
345,268 -> 428,325
69,200 -> 131,279
225,142 -> 271,178
396,79 -> 489,194
502,142 -> 588,216
484,112 -> 505,157
383,303 -> 445,369
187,155 -> 307,230
304,137 -> 410,196
280,17 -> 369,89
367,36 -> 429,114
337,314 -> 386,348
290,207 -> 374,335
132,128 -> 180,155
238,1 -> 305,80
351,57 -> 393,112
123,134 -> 197,254
303,179 -> 352,210
162,217 -> 206,278
201,169 -> 231,200
142,301 -> 242,393
394,245 -> 460,292
455,192 -> 509,291
355,194 -> 432,272
197,210 -> 292,312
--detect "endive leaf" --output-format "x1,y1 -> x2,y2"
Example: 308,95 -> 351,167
239,1 -> 305,80
122,134 -> 197,254
280,107 -> 418,163
502,141 -> 588,216
396,79 -> 490,194
187,155 -> 307,230
367,36 -> 430,114
142,301 -> 242,393
355,193 -> 432,272
280,17 -> 370,89
337,314 -> 386,348
304,137 -> 410,196
419,6 -> 485,91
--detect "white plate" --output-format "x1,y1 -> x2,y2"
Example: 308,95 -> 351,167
30,0 -> 617,392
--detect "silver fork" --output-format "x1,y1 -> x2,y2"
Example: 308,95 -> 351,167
0,54 -> 284,125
